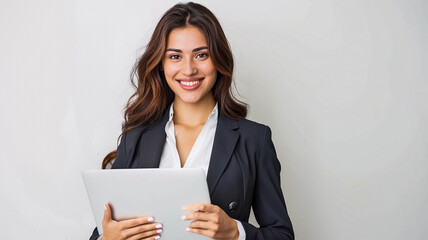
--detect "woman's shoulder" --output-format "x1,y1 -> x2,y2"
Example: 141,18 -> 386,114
123,112 -> 169,140
236,118 -> 269,132
122,124 -> 150,140
218,112 -> 271,135
234,117 -> 273,142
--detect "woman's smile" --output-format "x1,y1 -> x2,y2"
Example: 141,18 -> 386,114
177,77 -> 204,90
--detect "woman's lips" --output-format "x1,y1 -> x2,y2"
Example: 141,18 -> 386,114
177,78 -> 204,90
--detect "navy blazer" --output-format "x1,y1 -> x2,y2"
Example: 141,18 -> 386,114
90,110 -> 294,240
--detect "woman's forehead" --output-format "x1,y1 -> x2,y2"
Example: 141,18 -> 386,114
166,26 -> 208,51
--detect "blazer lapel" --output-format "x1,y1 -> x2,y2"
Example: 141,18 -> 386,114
206,113 -> 239,196
139,110 -> 169,168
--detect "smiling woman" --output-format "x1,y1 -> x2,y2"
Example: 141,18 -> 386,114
162,27 -> 217,106
91,2 -> 294,240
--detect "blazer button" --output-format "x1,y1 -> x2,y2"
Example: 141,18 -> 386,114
229,201 -> 238,213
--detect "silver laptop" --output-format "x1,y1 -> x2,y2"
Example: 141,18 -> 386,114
82,168 -> 211,239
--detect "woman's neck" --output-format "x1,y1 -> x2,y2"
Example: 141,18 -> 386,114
173,95 -> 216,127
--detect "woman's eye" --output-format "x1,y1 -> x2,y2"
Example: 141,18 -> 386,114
196,52 -> 208,59
169,54 -> 181,60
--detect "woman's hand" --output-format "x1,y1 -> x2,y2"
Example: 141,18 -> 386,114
101,203 -> 163,240
182,204 -> 239,240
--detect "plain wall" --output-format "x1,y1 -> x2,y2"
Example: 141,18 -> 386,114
1,0 -> 427,239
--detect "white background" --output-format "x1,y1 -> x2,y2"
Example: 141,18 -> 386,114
1,0 -> 427,239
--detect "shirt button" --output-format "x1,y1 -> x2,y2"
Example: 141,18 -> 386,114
229,201 -> 238,212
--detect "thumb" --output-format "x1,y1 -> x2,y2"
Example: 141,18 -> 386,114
102,203 -> 112,224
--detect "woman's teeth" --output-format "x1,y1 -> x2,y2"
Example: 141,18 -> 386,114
180,81 -> 200,86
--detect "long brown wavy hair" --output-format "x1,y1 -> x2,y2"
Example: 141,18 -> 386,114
102,2 -> 247,169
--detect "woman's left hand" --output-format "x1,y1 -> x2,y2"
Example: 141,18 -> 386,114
182,204 -> 239,240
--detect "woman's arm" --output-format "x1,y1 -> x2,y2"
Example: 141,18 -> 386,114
240,126 -> 294,240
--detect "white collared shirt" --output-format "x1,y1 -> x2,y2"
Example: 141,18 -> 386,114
159,102 -> 246,240
159,103 -> 218,175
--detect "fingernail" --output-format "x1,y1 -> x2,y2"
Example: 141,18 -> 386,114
186,227 -> 190,232
155,235 -> 160,240
104,204 -> 107,210
155,224 -> 163,229
181,215 -> 186,220
157,229 -> 163,233
147,217 -> 154,222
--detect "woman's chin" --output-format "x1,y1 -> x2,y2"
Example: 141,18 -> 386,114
178,98 -> 201,105
175,94 -> 211,105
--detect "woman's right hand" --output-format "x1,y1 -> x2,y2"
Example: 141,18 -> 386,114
101,203 -> 163,240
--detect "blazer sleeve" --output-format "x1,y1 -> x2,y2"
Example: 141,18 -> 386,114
240,126 -> 294,240
89,132 -> 128,240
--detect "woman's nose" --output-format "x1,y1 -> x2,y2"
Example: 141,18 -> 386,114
182,58 -> 197,76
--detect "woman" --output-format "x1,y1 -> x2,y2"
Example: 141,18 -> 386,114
90,2 -> 294,240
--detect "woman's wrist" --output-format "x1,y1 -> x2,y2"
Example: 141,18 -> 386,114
232,220 -> 239,240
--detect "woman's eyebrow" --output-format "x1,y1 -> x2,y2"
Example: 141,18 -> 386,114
165,46 -> 208,52
192,46 -> 208,52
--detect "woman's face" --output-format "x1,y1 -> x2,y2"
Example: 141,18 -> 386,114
162,26 -> 217,106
